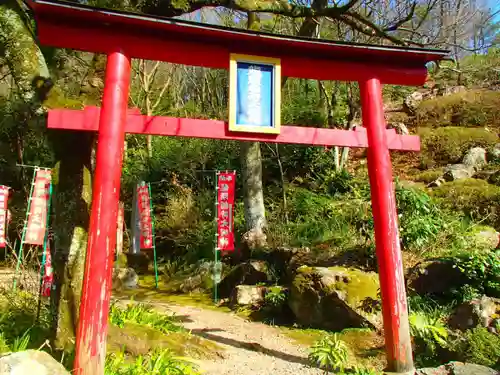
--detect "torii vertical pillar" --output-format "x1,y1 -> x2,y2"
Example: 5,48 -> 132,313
360,78 -> 414,374
74,50 -> 131,375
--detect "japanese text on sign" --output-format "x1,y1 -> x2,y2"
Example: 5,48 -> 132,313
0,186 -> 9,248
25,170 -> 51,246
137,184 -> 153,249
216,172 -> 236,251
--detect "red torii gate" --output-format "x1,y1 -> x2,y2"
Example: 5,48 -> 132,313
26,1 -> 448,374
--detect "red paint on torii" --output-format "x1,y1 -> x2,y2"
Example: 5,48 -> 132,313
25,0 -> 449,374
48,106 -> 421,151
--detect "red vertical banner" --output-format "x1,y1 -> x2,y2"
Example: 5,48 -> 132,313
41,241 -> 53,297
116,201 -> 124,255
137,184 -> 153,249
25,170 -> 51,245
0,186 -> 9,248
216,172 -> 236,251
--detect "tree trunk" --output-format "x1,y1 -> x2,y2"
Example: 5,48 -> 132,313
0,0 -> 51,108
239,13 -> 267,252
1,1 -> 93,352
240,141 -> 267,249
50,131 -> 93,351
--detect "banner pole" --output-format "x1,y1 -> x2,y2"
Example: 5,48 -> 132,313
148,182 -> 158,289
13,168 -> 38,290
214,171 -> 219,304
36,179 -> 53,321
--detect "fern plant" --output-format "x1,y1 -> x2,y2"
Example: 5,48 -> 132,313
308,333 -> 349,373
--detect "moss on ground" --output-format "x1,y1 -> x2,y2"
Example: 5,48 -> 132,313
107,322 -> 221,359
415,89 -> 500,129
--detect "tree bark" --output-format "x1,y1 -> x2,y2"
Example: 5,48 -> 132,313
1,1 -> 92,352
0,0 -> 51,108
50,131 -> 93,351
240,141 -> 267,249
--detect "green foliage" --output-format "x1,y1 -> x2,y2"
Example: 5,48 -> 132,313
105,349 -> 200,375
419,127 -> 498,166
308,333 -> 349,373
431,179 -> 500,228
264,286 -> 287,308
109,303 -> 183,334
460,327 -> 500,369
454,250 -> 500,297
409,311 -> 449,367
0,291 -> 51,351
396,186 -> 445,249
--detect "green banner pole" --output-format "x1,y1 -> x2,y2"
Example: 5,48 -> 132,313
148,182 -> 159,289
13,168 -> 38,290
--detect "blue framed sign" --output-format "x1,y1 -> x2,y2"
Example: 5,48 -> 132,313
229,54 -> 281,134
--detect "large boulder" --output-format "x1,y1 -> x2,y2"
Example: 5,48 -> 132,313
218,260 -> 270,298
404,91 -> 425,114
407,259 -> 468,297
229,285 -> 266,307
471,226 -> 500,250
0,350 -> 70,375
462,147 -> 487,170
288,266 -> 381,331
443,164 -> 475,182
448,296 -> 500,333
417,361 -> 497,375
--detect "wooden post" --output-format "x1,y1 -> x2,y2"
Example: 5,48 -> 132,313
360,77 -> 414,374
73,50 -> 131,375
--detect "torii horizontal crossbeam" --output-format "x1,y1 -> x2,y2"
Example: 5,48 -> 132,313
48,106 -> 420,151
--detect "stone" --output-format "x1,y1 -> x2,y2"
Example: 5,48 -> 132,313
0,350 -> 70,375
404,91 -> 425,114
288,266 -> 381,331
407,259 -> 468,297
230,285 -> 266,306
218,260 -> 270,298
417,361 -> 497,375
442,85 -> 467,96
472,226 -> 500,250
443,164 -> 475,181
428,176 -> 446,188
112,267 -> 138,290
448,296 -> 500,332
462,147 -> 487,170
387,122 -> 410,135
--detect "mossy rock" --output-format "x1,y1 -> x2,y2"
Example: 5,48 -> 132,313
431,179 -> 500,228
418,127 -> 498,167
288,266 -> 381,331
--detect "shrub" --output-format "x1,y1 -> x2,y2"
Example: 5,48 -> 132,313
431,179 -> 500,228
409,311 -> 449,367
105,349 -> 200,375
396,186 -> 445,249
419,127 -> 498,166
454,250 -> 500,297
460,327 -> 500,369
413,169 -> 443,184
416,90 -> 500,129
308,333 -> 349,373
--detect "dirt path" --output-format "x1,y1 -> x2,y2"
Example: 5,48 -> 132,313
121,300 -> 325,375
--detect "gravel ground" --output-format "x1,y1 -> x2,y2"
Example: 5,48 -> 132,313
149,303 -> 326,375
